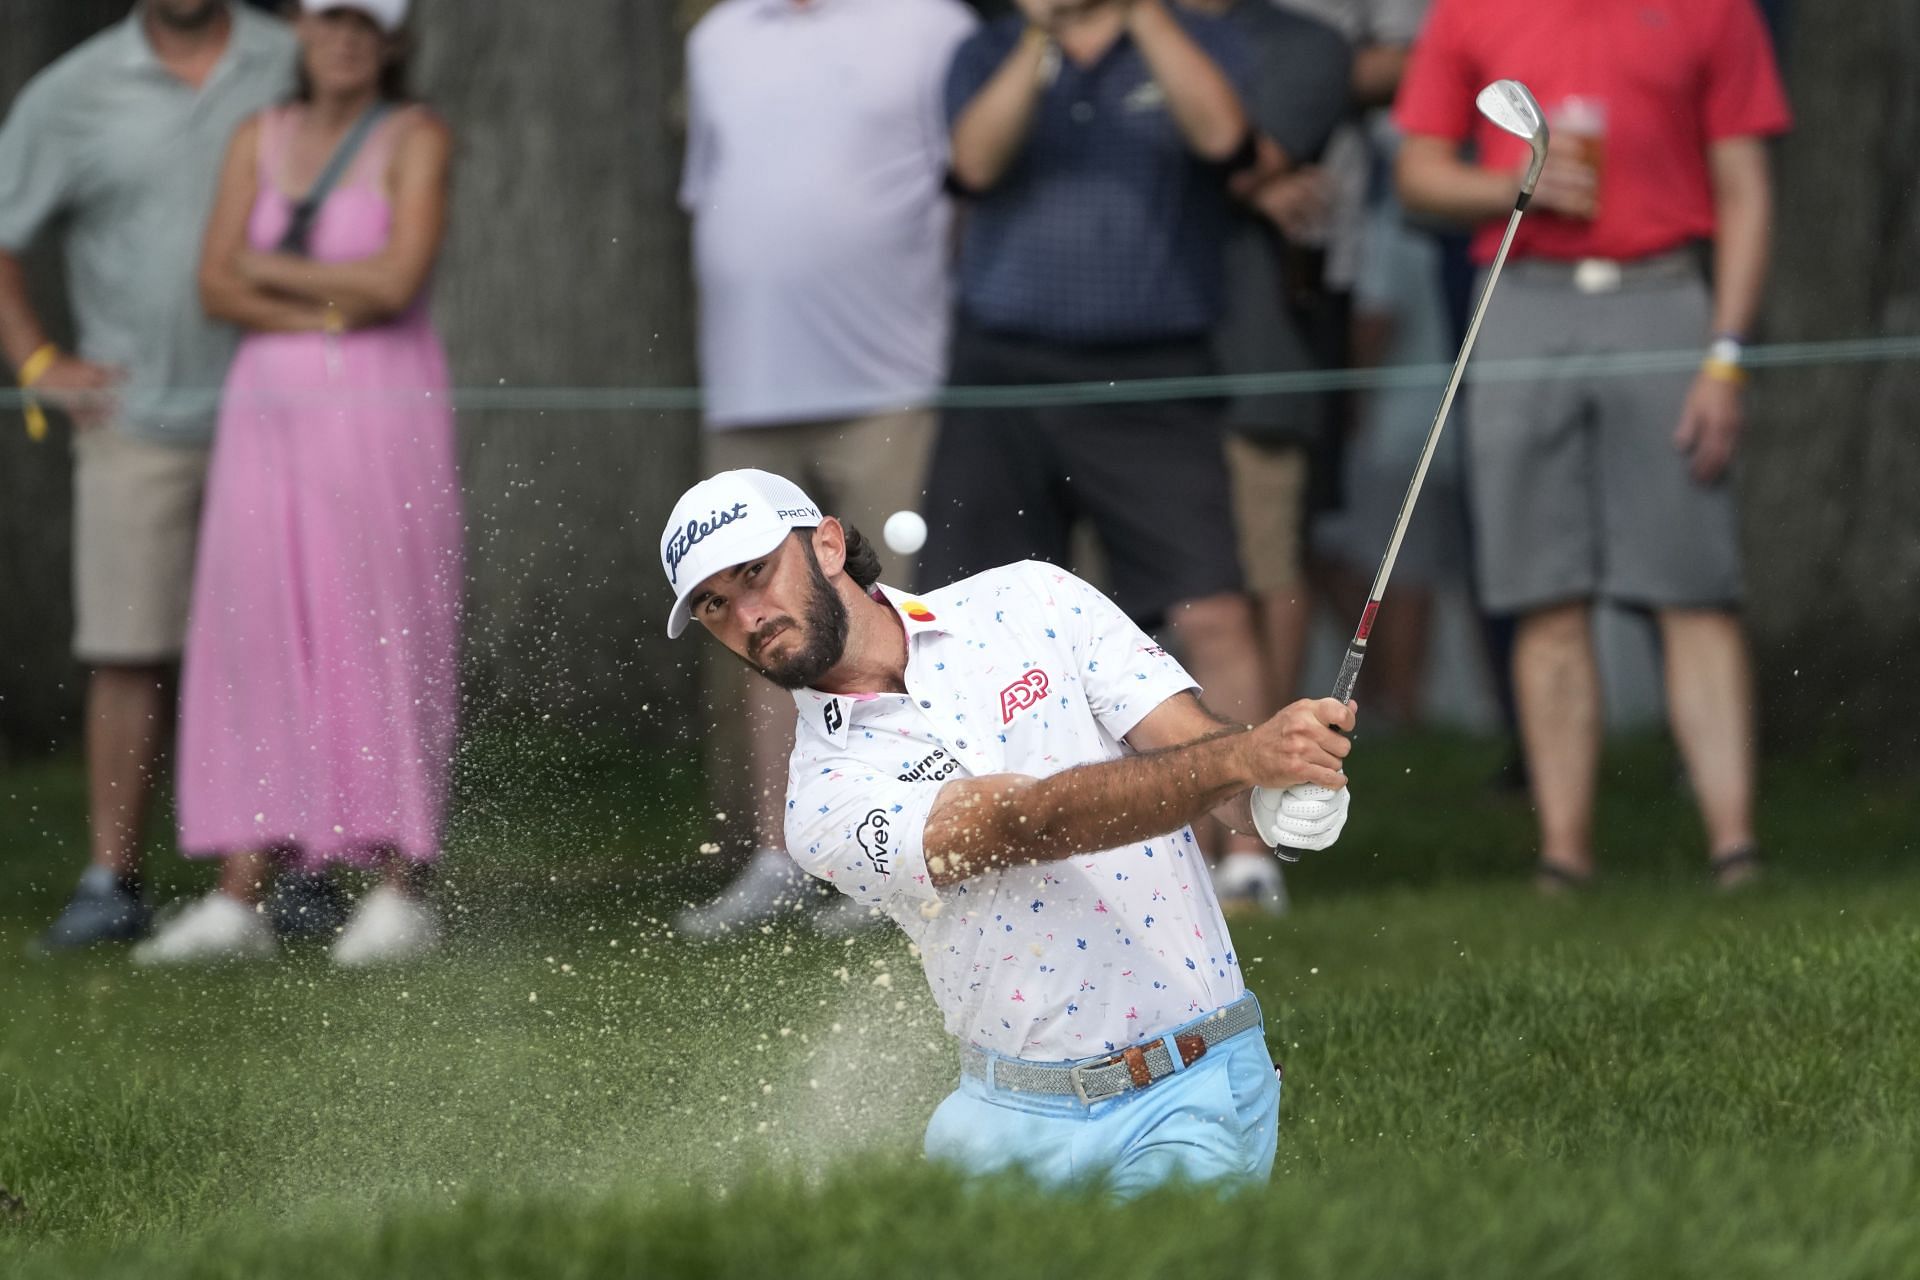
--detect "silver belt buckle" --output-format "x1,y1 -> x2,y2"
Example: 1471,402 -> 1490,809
1068,1059 -> 1102,1106
1070,1054 -> 1135,1105
1572,258 -> 1623,294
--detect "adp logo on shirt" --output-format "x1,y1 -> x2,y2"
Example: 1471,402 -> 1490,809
999,669 -> 1051,723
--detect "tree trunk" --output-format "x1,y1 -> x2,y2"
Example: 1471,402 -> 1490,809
1744,5 -> 1920,763
412,0 -> 701,735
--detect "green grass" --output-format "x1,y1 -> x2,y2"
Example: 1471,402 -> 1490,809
2,728 -> 1917,1277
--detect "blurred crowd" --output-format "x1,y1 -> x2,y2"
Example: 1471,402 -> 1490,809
676,0 -> 1788,936
1,0 -> 1789,963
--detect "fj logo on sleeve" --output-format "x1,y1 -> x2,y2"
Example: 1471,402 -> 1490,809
999,669 -> 1051,723
856,808 -> 892,877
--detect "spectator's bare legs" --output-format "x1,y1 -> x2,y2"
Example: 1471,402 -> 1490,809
1168,592 -> 1269,861
1254,586 -> 1311,708
746,676 -> 797,857
1514,603 -> 1601,882
1658,608 -> 1757,874
1317,560 -> 1433,728
216,850 -> 273,906
673,671 -> 809,939
1331,307 -> 1434,728
1369,590 -> 1433,727
86,665 -> 171,882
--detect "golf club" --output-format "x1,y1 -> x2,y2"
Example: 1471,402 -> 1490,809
1277,79 -> 1548,859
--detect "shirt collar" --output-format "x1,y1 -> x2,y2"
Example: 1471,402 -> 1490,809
873,582 -> 956,639
791,583 -> 952,745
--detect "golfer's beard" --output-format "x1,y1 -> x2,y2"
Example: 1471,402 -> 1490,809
745,565 -> 848,690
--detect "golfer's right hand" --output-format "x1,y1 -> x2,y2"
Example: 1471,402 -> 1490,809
1244,697 -> 1354,792
30,356 -> 123,431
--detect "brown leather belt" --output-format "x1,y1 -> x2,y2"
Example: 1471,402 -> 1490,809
960,993 -> 1263,1106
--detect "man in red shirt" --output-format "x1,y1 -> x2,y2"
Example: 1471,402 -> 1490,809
1394,0 -> 1790,890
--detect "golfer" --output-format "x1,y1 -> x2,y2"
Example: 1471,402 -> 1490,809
661,469 -> 1356,1195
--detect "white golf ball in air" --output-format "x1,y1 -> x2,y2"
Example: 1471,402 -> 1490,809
883,510 -> 928,556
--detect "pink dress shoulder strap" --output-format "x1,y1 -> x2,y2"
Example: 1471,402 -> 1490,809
342,104 -> 426,196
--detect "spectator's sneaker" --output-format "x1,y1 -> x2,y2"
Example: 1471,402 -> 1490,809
267,871 -> 353,940
330,886 -> 440,967
1710,847 -> 1762,892
1214,852 -> 1290,918
131,894 -> 277,967
37,866 -> 153,951
672,848 -> 808,939
811,892 -> 888,938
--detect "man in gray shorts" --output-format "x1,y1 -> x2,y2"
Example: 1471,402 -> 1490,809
1394,0 -> 1791,889
0,1 -> 294,947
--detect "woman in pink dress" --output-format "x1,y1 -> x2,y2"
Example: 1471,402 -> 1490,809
141,0 -> 460,967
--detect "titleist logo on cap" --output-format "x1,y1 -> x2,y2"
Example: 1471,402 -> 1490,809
664,502 -> 749,584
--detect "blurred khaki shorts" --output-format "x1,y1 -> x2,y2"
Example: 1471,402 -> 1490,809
1226,435 -> 1308,596
71,429 -> 209,665
702,407 -> 936,584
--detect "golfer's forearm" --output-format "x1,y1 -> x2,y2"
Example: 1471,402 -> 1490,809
0,250 -> 51,372
950,29 -> 1051,192
1128,0 -> 1248,161
1212,791 -> 1258,839
1396,137 -> 1516,224
924,733 -> 1253,884
1707,140 -> 1772,338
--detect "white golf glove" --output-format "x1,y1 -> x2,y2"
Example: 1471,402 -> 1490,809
1250,782 -> 1351,853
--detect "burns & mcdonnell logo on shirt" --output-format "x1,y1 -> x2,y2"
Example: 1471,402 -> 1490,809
898,748 -> 959,784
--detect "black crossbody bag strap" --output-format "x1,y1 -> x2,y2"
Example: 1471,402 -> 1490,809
276,103 -> 392,256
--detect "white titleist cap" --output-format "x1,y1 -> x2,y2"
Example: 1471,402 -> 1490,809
661,470 -> 823,638
302,0 -> 410,33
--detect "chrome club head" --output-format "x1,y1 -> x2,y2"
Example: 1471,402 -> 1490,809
1476,79 -> 1549,196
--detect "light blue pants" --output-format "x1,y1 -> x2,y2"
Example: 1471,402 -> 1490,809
924,1020 -> 1281,1199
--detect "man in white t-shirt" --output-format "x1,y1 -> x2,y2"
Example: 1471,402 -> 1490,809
659,469 -> 1357,1194
675,0 -> 978,938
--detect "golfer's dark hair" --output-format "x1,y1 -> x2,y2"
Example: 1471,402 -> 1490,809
841,525 -> 884,590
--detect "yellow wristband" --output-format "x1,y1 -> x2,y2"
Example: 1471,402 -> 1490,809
17,342 -> 58,442
1701,358 -> 1748,386
18,342 -> 58,387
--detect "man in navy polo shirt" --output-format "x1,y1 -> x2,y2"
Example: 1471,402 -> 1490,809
921,0 -> 1290,913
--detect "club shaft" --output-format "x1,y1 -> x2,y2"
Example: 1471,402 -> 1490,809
1329,198 -> 1529,705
